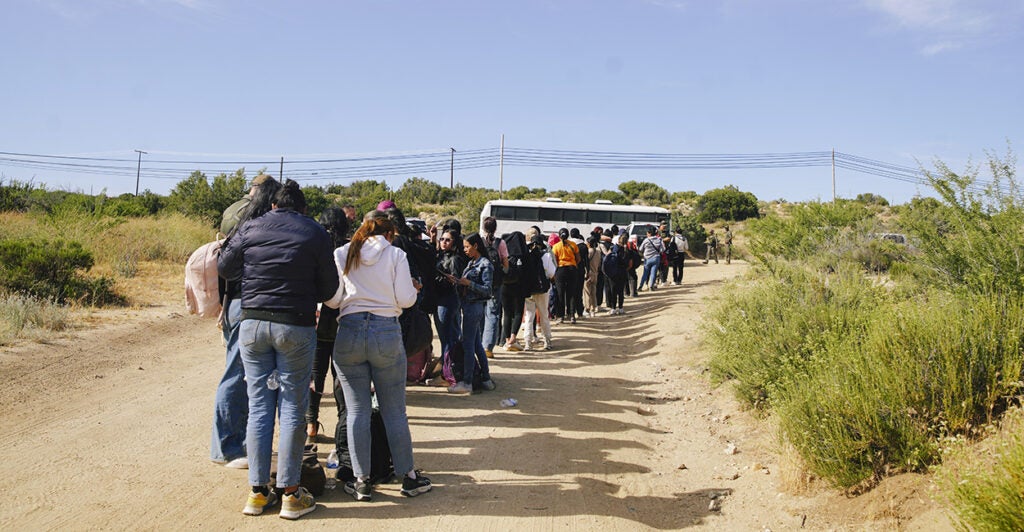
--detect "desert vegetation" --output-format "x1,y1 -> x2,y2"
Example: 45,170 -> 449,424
703,148 -> 1024,529
3,150 -> 1022,527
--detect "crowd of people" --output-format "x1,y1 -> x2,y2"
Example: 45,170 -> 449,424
208,174 -> 724,519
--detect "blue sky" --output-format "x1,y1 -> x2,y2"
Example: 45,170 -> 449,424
2,0 -> 1022,204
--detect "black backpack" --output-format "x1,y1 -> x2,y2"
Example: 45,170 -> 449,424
666,237 -> 679,260
401,237 -> 438,313
502,231 -> 528,286
520,245 -> 550,296
602,245 -> 625,278
485,236 -> 504,289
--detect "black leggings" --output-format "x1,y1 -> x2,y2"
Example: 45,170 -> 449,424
554,266 -> 578,319
500,283 -> 525,341
610,275 -> 625,309
306,340 -> 336,426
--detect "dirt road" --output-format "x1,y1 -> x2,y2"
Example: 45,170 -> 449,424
0,261 -> 951,530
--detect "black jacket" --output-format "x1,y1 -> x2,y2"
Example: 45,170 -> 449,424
217,208 -> 339,325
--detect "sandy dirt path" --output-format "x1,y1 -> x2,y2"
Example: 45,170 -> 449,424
0,261 -> 952,530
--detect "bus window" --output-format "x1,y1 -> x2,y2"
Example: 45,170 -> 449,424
514,207 -> 539,221
540,207 -> 564,221
588,210 -> 611,224
611,211 -> 633,225
493,205 -> 516,219
564,209 -> 586,223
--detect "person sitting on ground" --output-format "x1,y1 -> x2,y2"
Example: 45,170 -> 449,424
324,210 -> 432,501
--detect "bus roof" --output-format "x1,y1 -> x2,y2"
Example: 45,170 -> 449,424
483,199 -> 669,214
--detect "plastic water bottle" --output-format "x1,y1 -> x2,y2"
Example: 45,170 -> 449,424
325,449 -> 339,489
267,370 -> 280,390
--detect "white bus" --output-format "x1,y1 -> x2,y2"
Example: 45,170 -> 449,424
480,198 -> 670,237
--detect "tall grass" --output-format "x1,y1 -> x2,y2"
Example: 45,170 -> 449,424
705,260 -> 885,409
940,407 -> 1024,531
705,147 -> 1024,492
776,292 -> 1024,489
0,293 -> 71,345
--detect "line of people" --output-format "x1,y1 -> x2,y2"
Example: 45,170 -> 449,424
207,177 -> 697,518
212,177 -> 432,520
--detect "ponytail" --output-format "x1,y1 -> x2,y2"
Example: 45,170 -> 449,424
345,210 -> 395,275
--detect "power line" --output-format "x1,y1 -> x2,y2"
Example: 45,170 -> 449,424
0,147 -> 1012,195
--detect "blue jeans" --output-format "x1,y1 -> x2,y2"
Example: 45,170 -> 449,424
483,289 -> 502,351
240,319 -> 316,488
638,256 -> 660,291
435,292 -> 462,355
333,312 -> 415,480
210,298 -> 247,462
461,301 -> 491,384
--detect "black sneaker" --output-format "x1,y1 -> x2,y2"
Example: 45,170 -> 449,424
344,479 -> 372,502
400,473 -> 432,497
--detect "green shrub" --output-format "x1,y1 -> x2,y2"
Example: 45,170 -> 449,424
900,149 -> 1024,295
705,260 -> 883,409
745,200 -> 877,265
941,407 -> 1024,532
696,185 -> 759,223
0,238 -> 123,305
776,292 -> 1024,489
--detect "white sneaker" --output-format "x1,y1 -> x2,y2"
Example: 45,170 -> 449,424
523,341 -> 534,351
225,457 -> 249,469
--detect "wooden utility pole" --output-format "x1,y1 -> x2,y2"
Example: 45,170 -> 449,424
134,149 -> 147,196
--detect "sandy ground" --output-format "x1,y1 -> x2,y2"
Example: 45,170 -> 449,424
0,260 -> 955,531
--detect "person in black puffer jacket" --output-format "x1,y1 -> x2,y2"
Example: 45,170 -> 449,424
217,180 -> 339,520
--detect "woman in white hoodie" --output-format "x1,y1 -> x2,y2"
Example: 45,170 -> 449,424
324,211 -> 432,502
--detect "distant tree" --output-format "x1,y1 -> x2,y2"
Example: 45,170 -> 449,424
327,179 -> 391,217
395,177 -> 445,205
696,185 -> 759,223
670,190 -> 700,205
671,213 -> 707,256
209,169 -> 249,215
618,180 -> 669,205
167,171 -> 217,223
302,185 -> 330,217
855,192 -> 890,206
504,186 -> 531,200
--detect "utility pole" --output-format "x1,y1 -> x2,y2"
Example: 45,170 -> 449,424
279,156 -> 284,180
831,148 -> 836,202
450,147 -> 456,189
499,134 -> 504,198
134,149 -> 147,196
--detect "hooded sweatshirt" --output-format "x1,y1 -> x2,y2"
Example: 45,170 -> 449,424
324,235 -> 418,317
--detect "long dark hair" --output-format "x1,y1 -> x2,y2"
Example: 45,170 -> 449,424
225,175 -> 281,241
319,206 -> 350,249
345,210 -> 395,274
272,179 -> 307,214
464,232 -> 487,259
